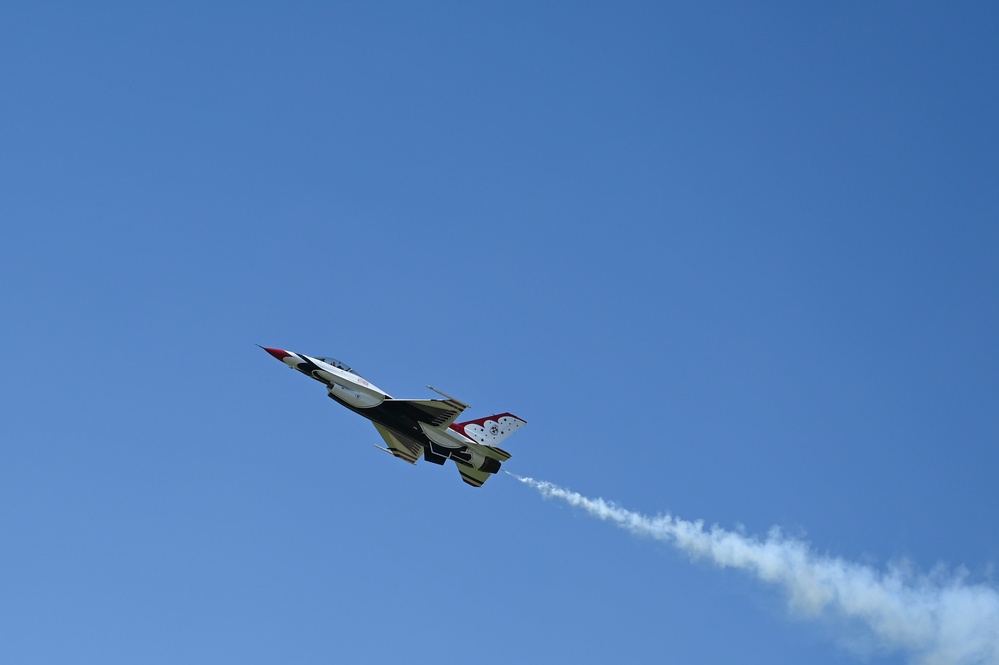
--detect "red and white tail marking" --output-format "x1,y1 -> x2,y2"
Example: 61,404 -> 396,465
451,412 -> 526,447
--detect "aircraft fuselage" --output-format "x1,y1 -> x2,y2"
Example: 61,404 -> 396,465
261,346 -> 526,487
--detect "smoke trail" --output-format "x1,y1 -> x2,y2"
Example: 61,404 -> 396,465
512,474 -> 999,665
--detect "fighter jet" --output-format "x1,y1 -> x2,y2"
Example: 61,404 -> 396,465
260,347 -> 526,487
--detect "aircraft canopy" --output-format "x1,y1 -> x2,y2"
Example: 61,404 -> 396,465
318,357 -> 354,374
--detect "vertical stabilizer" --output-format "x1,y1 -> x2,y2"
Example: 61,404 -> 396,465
451,413 -> 526,448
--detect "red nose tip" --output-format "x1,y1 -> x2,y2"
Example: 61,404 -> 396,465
262,347 -> 291,361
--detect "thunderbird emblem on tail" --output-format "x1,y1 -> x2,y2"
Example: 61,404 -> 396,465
260,347 -> 526,487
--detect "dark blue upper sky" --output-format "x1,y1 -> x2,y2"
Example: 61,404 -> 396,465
2,3 -> 997,663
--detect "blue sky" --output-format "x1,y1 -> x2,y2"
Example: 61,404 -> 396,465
2,3 -> 998,663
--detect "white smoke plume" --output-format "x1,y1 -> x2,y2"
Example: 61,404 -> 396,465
512,474 -> 999,665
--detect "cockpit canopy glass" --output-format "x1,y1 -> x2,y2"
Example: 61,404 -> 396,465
317,357 -> 354,374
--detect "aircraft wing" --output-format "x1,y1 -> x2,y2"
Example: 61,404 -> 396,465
379,397 -> 468,430
372,422 -> 423,464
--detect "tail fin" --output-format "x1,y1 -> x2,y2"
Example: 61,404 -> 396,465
451,412 -> 526,451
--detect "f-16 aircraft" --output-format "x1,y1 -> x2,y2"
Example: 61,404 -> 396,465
260,347 -> 526,487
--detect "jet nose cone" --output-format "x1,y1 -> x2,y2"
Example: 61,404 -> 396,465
261,346 -> 291,361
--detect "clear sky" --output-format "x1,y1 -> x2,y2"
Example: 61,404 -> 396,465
2,3 -> 998,664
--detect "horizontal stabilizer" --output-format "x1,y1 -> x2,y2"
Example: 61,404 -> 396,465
454,462 -> 492,488
482,445 -> 512,462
